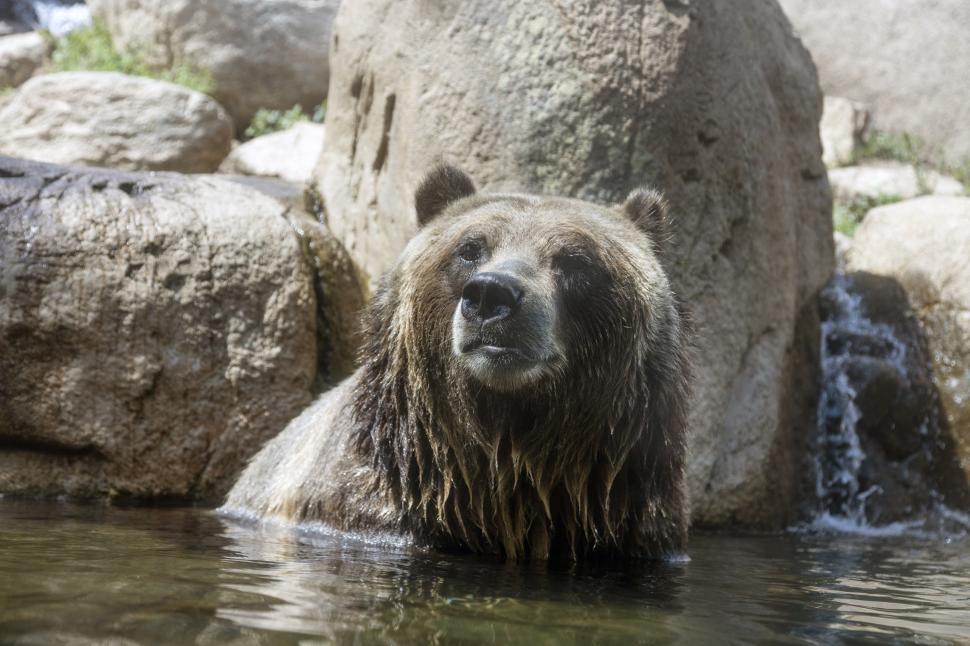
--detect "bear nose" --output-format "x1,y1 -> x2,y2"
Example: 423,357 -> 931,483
461,272 -> 524,324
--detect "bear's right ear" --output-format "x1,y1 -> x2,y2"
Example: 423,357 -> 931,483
622,187 -> 670,255
414,164 -> 476,227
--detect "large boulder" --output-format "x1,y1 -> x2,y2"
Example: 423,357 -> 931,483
315,0 -> 834,528
220,122 -> 325,184
779,0 -> 970,165
0,156 -> 363,499
89,0 -> 339,128
848,196 -> 970,479
0,72 -> 233,173
0,31 -> 50,88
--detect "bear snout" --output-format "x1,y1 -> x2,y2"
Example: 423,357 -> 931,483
460,272 -> 525,324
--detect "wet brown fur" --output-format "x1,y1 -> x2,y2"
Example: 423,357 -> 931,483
224,169 -> 691,561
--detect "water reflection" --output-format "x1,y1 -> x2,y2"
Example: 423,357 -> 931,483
798,539 -> 970,643
218,521 -> 686,643
0,501 -> 968,644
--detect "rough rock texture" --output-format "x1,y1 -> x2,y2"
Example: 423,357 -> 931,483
817,272 -> 969,524
219,174 -> 306,212
0,156 -> 363,499
779,0 -> 970,165
829,163 -> 964,202
0,31 -> 50,89
220,123 -> 325,184
215,173 -> 367,380
315,0 -> 834,528
820,96 -> 868,169
0,72 -> 233,173
89,0 -> 339,128
849,196 -> 970,478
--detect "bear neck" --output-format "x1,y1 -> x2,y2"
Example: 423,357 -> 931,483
351,336 -> 681,561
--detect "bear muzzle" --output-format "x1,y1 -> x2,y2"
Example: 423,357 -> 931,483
452,269 -> 560,390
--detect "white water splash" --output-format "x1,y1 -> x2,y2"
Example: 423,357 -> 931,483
24,1 -> 90,37
806,512 -> 922,538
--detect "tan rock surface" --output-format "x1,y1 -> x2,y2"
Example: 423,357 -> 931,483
220,123 -> 325,184
0,72 -> 233,173
820,96 -> 868,169
829,163 -> 964,203
779,0 -> 970,165
0,156 -> 361,499
0,31 -> 49,89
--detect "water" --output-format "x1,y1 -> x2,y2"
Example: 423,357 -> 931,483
31,1 -> 89,37
8,0 -> 90,37
1,501 -> 969,644
816,273 -> 910,530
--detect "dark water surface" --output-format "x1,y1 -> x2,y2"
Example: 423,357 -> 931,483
0,501 -> 968,645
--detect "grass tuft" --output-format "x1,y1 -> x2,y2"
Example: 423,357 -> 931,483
950,160 -> 970,195
834,194 -> 903,237
851,130 -> 921,166
50,20 -> 213,94
850,128 -> 970,195
244,103 -> 326,140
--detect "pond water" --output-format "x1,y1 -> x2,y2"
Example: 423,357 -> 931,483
1,501 -> 968,644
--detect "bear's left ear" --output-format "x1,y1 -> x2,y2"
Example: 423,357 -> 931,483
622,187 -> 670,254
414,164 -> 477,227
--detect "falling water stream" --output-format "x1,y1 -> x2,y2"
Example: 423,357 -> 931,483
812,273 -> 970,537
814,274 -> 912,533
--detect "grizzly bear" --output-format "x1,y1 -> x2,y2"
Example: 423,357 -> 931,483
222,165 -> 691,561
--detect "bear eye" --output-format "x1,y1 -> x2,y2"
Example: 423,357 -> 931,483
552,251 -> 593,275
456,239 -> 484,263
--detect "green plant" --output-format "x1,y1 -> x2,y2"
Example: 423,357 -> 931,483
851,130 -> 922,166
37,28 -> 56,49
50,20 -> 212,94
848,127 -> 970,195
853,130 -> 929,191
159,64 -> 214,95
948,159 -> 970,195
833,193 -> 903,237
244,102 -> 326,139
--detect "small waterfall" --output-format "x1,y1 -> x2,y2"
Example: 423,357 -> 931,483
8,0 -> 90,37
811,273 -> 970,536
815,274 -> 910,533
